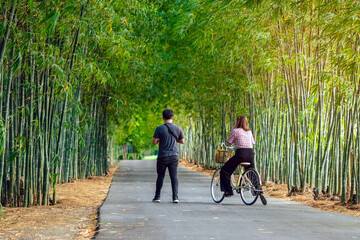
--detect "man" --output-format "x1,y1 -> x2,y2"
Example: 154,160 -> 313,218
152,109 -> 185,203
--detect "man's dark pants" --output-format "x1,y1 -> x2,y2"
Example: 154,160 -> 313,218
155,156 -> 179,199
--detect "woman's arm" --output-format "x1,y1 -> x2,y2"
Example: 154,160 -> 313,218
226,129 -> 235,146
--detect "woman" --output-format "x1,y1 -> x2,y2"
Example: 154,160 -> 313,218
220,115 -> 256,197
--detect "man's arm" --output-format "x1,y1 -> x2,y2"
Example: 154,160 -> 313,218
152,138 -> 159,145
177,127 -> 185,144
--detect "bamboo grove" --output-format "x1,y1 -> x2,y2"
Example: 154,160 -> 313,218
3,0 -> 360,207
165,0 -> 360,204
0,0 -> 139,207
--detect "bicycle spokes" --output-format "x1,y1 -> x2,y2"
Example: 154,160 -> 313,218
239,169 -> 260,205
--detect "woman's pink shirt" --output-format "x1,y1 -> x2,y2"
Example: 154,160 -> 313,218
227,128 -> 255,149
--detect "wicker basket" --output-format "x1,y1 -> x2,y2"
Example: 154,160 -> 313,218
215,149 -> 234,163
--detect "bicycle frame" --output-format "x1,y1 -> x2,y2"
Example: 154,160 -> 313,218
232,165 -> 262,194
218,142 -> 261,193
212,142 -> 266,205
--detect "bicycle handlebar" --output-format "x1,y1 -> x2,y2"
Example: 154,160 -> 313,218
218,142 -> 234,150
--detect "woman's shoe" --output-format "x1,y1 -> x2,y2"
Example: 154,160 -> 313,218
225,191 -> 234,197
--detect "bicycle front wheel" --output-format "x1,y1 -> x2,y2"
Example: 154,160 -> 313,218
239,169 -> 260,205
211,168 -> 225,203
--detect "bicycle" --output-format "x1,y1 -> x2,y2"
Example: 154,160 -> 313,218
210,143 -> 267,205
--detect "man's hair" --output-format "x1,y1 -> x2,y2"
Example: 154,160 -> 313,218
162,109 -> 174,120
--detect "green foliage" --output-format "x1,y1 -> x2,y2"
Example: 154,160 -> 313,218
2,0 -> 360,206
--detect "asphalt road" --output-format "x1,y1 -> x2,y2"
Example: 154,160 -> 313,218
96,160 -> 360,240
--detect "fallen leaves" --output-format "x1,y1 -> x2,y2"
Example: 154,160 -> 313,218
0,165 -> 118,239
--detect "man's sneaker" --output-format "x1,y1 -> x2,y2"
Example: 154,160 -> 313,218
152,196 -> 160,203
173,196 -> 179,203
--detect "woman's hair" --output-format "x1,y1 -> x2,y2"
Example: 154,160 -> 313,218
233,115 -> 250,131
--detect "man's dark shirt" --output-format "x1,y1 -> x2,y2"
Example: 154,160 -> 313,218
153,123 -> 184,158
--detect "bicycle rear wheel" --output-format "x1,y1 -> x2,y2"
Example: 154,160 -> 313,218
239,169 -> 260,205
211,168 -> 225,203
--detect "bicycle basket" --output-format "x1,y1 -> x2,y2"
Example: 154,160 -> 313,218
215,149 -> 234,163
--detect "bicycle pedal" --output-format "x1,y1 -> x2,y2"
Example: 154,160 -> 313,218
251,189 -> 256,196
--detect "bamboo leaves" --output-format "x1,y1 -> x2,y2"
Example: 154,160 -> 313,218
39,9 -> 60,37
10,52 -> 21,73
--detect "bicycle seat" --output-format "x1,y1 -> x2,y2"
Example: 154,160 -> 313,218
240,162 -> 251,166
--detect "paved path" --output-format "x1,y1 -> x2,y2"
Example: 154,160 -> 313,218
96,160 -> 360,240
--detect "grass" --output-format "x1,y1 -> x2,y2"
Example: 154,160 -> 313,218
142,155 -> 157,160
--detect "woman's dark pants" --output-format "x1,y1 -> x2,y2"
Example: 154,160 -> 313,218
155,156 -> 179,199
220,148 -> 255,193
